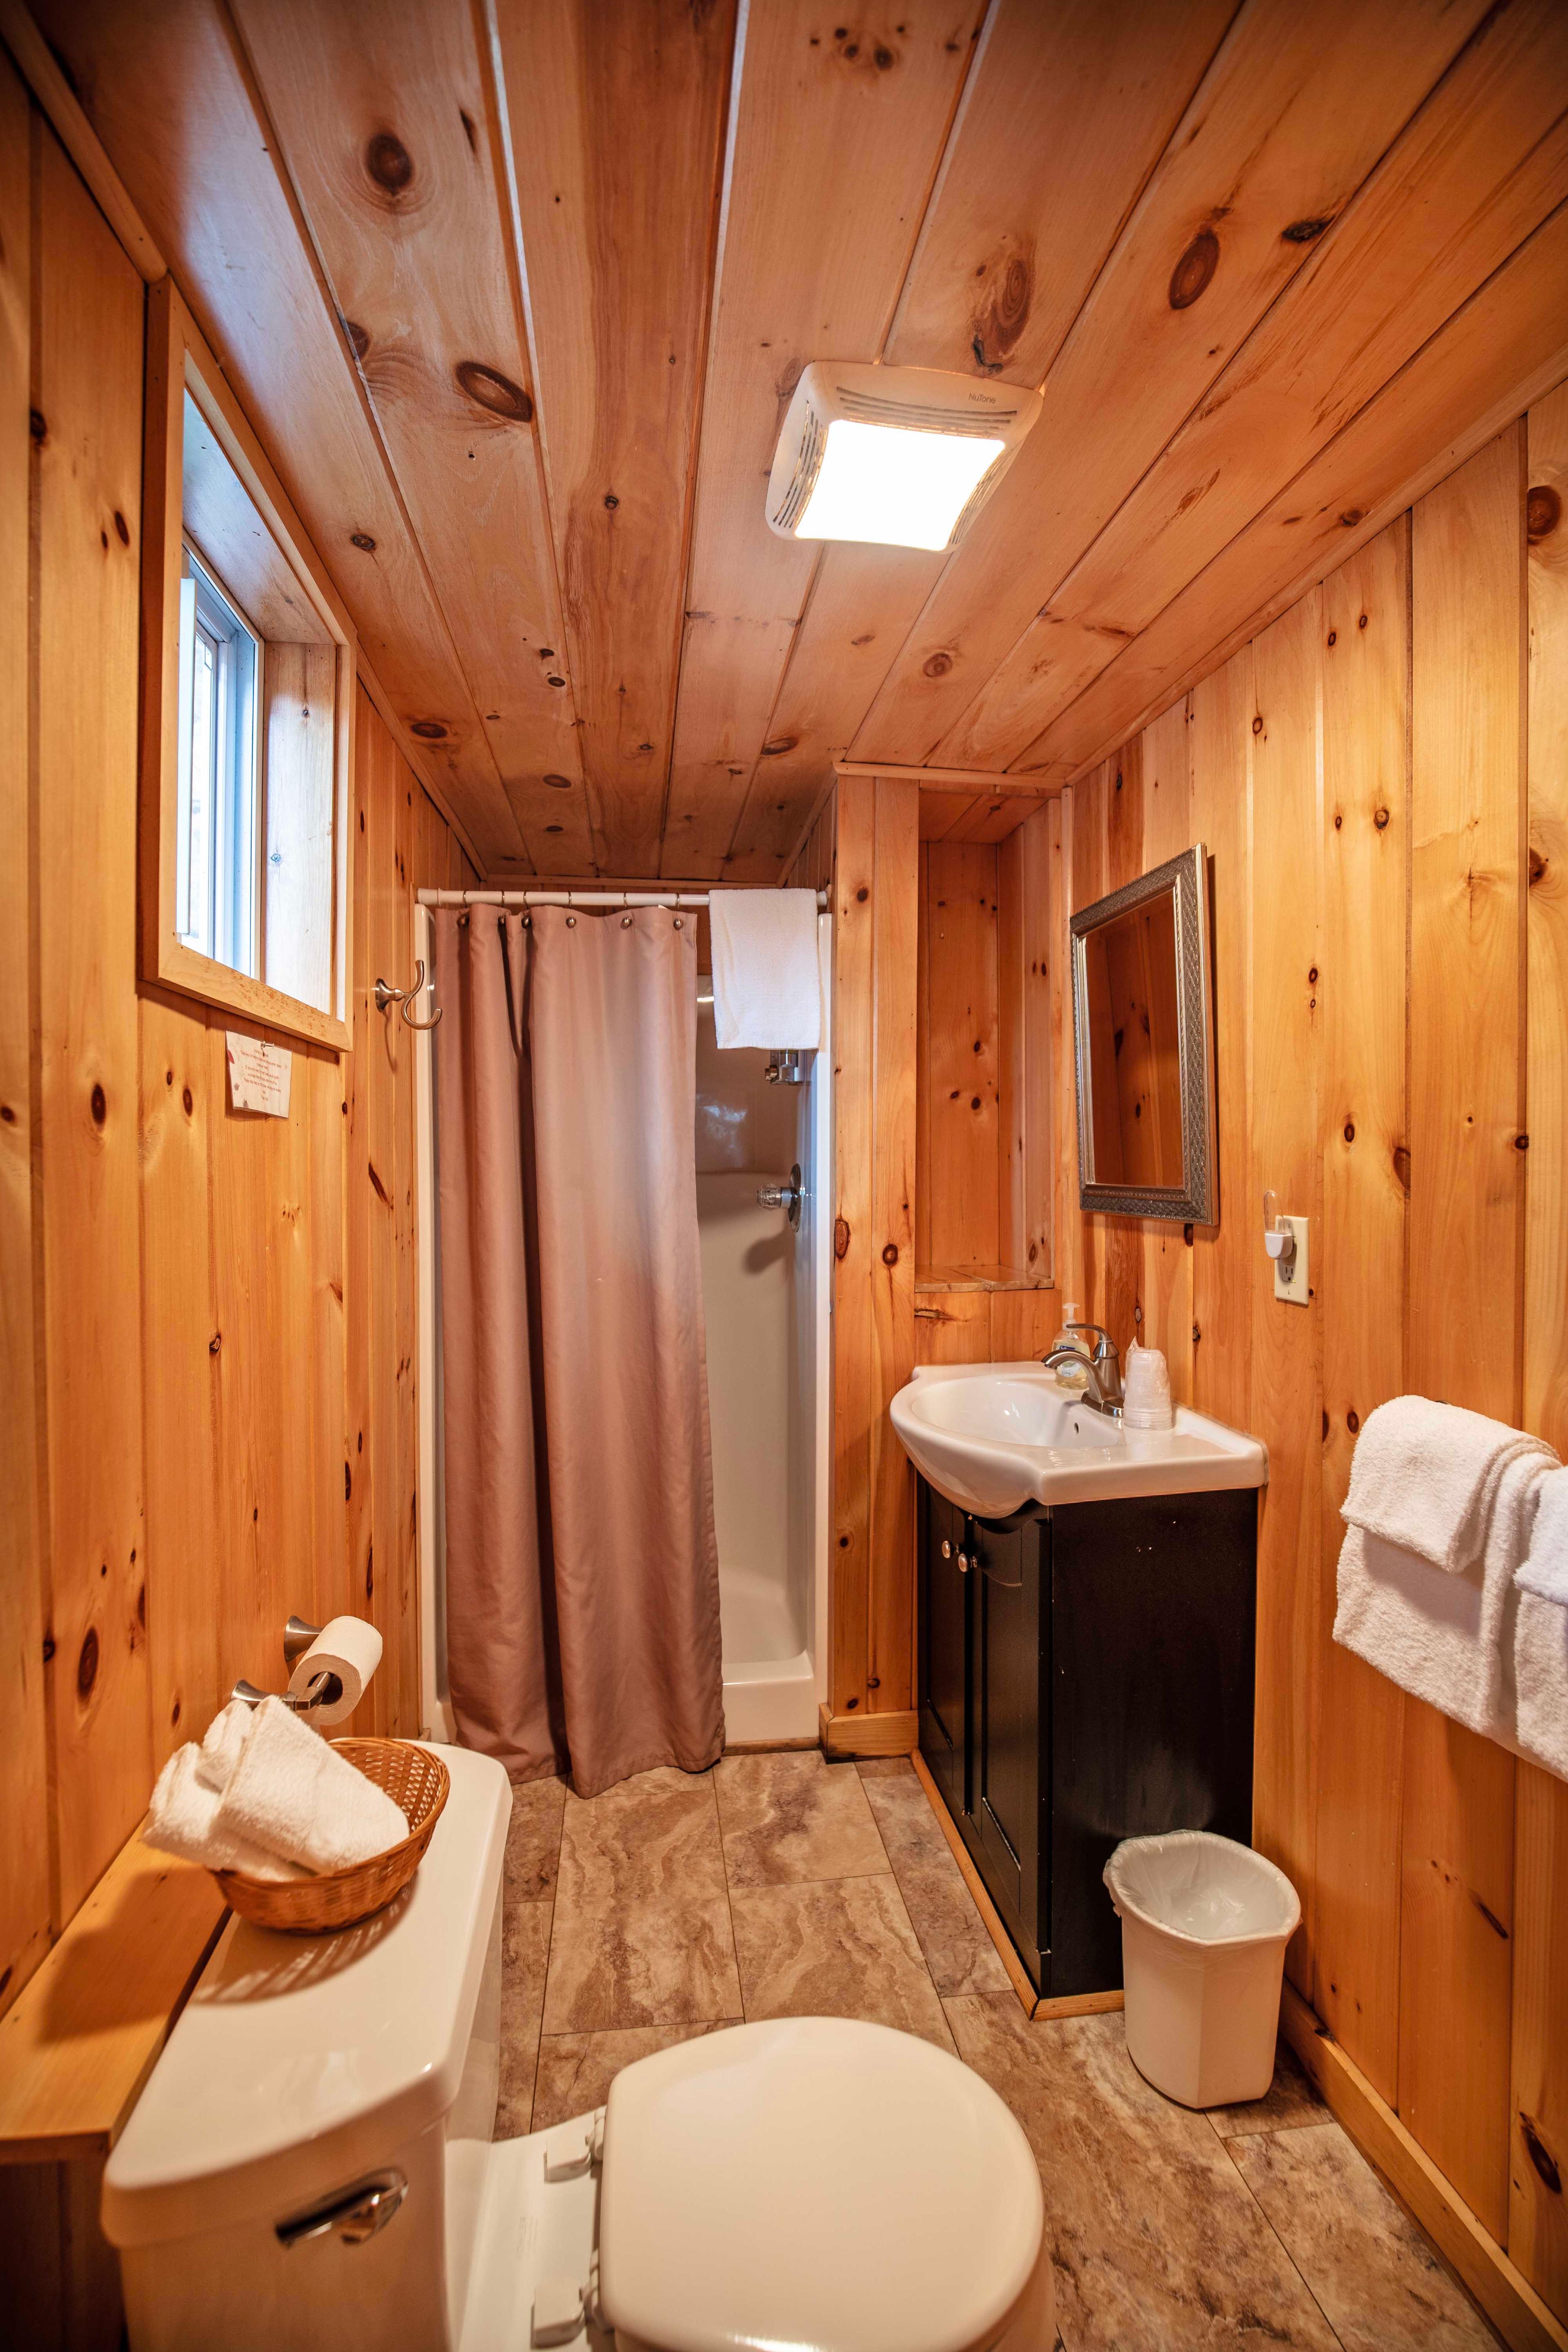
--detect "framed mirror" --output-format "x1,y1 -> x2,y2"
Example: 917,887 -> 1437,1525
1069,844 -> 1216,1224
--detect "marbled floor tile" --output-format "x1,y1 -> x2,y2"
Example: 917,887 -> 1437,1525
1228,2120 -> 1498,2350
497,1900 -> 552,2138
856,1761 -> 1012,1996
730,1874 -> 955,2052
715,1749 -> 889,1887
506,1771 -> 567,1904
944,1997 -> 1340,2351
543,1767 -> 742,2034
1205,2037 -> 1327,2139
530,2022 -> 734,2134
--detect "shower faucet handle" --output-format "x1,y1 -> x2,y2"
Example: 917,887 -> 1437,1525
756,1164 -> 804,1230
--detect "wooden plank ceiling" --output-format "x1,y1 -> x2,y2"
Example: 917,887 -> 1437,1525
31,0 -> 1568,880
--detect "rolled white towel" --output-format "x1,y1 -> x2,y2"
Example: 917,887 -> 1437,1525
194,1696 -> 254,1793
216,1696 -> 408,1873
1517,1467 -> 1568,1607
1343,1396 -> 1557,1573
145,1746 -> 305,1881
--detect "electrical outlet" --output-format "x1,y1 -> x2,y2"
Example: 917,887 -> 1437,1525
1273,1214 -> 1309,1305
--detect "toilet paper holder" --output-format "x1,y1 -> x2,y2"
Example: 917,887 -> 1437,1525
229,1616 -> 342,1715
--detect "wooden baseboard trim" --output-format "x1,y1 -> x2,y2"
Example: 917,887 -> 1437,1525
722,1734 -> 820,1754
819,1704 -> 918,1758
1033,1988 -> 1125,2020
1278,1984 -> 1567,2352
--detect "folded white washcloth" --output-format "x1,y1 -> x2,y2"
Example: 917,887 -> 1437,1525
194,1696 -> 254,1793
1342,1395 -> 1557,1572
1334,1450 -> 1552,1740
216,1695 -> 408,1873
708,888 -> 821,1050
145,1746 -> 305,1881
1517,1467 -> 1568,1607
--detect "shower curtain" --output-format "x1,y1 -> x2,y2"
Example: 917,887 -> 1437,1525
433,904 -> 724,1797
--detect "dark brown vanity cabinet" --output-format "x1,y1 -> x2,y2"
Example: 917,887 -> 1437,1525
918,1477 -> 1258,1998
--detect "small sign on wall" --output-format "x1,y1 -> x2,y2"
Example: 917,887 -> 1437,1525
226,1031 -> 292,1118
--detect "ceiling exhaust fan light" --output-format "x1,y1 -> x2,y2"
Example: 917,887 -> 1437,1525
766,362 -> 1041,553
795,420 -> 1006,551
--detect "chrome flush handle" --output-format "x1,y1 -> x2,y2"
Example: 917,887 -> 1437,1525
276,2169 -> 408,2251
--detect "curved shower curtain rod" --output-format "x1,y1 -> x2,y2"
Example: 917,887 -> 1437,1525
415,887 -> 830,910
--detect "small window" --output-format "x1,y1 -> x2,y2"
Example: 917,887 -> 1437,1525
176,537 -> 260,976
142,285 -> 354,1050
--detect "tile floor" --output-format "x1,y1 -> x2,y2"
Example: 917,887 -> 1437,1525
499,1749 -> 1499,2351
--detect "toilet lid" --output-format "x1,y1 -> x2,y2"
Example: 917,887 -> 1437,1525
597,2016 -> 1042,2352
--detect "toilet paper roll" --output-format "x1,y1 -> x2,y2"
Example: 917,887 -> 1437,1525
287,1616 -> 383,1727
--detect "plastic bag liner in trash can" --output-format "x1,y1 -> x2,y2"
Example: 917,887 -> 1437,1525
1104,1832 -> 1300,2109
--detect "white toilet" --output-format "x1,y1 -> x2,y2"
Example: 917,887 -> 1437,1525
102,1747 -> 1051,2352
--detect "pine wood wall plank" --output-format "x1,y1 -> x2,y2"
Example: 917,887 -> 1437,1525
1510,381 -> 1568,2309
1401,426 -> 1527,2243
343,693 -> 376,1724
34,125 -> 151,1918
913,1292 -> 991,1367
923,844 -> 1000,1270
1247,590 -> 1323,2000
0,58 -> 50,2016
661,2 -> 979,878
138,1000 -> 219,1770
1313,519 -> 1410,2106
1047,796 -> 1084,1314
1016,805 -> 1055,1290
868,780 -> 920,1715
954,0 -> 1568,770
830,777 -> 876,1721
392,753 -> 420,1728
493,0 -> 734,875
856,0 -> 1492,768
31,0 -> 521,866
365,710 -> 404,1736
1188,652 -> 1253,1434
234,0 -> 589,873
306,1045 -> 347,1637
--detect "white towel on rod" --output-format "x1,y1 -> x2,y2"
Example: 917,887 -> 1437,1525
1341,1394 -> 1555,1573
708,888 -> 821,1051
1516,1466 -> 1568,1606
1333,1450 -> 1552,1743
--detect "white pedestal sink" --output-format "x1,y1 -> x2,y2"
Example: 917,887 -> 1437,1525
889,1361 -> 1267,1519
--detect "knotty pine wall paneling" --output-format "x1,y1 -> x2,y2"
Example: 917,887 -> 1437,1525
0,55 -> 50,2020
1,99 -> 462,2030
1052,396 -> 1568,2332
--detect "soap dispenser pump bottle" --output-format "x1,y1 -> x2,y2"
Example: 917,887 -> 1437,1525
1050,1301 -> 1091,1392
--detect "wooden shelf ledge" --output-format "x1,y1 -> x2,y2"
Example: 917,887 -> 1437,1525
0,1828 -> 227,2165
915,1265 -> 1056,1295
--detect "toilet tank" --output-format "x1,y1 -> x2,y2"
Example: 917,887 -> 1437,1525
101,1745 -> 510,2352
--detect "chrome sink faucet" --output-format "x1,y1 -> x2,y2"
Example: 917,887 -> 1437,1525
1041,1321 -> 1125,1418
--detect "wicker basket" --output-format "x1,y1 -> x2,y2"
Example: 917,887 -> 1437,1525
212,1739 -> 450,1935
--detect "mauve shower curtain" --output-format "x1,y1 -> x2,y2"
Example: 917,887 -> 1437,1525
434,904 -> 724,1797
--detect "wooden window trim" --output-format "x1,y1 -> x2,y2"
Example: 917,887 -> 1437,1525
140,278 -> 354,1051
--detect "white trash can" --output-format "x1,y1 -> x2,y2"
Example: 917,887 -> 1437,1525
1103,1831 -> 1301,2109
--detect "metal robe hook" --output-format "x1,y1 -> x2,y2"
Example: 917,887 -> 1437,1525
374,958 -> 442,1030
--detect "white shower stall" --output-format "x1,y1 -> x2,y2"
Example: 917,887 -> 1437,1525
414,898 -> 830,1752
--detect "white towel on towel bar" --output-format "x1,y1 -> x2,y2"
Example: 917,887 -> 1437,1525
1341,1394 -> 1555,1573
1517,1466 -> 1568,1607
708,888 -> 821,1051
1333,1450 -> 1552,1744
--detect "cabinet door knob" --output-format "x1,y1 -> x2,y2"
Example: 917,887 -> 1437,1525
940,1539 -> 952,1560
957,1552 -> 970,1573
